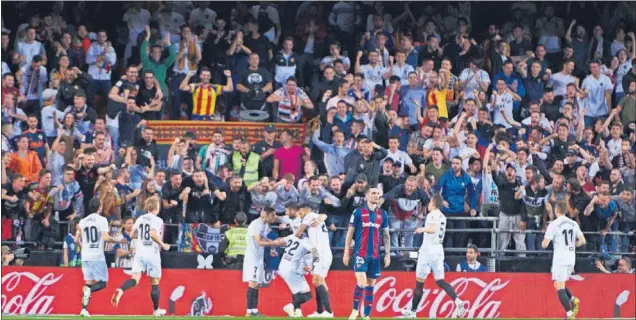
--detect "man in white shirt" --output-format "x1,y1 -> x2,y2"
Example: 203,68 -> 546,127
355,50 -> 390,94
458,58 -> 491,100
76,198 -> 125,317
123,3 -> 151,64
391,50 -> 415,86
402,194 -> 466,318
111,197 -> 170,317
16,27 -> 45,68
242,207 -> 285,317
189,2 -> 217,31
385,135 -> 416,175
581,60 -> 614,126
320,42 -> 351,71
86,30 -> 117,101
153,4 -> 185,43
542,201 -> 585,320
295,206 -> 334,318
548,59 -> 576,97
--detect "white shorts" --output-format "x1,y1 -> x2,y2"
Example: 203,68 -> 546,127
312,254 -> 332,279
82,260 -> 108,282
242,259 -> 265,284
416,252 -> 445,280
131,255 -> 162,278
551,264 -> 574,282
279,263 -> 310,294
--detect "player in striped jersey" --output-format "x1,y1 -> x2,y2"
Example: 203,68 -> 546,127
179,67 -> 233,120
343,187 -> 390,320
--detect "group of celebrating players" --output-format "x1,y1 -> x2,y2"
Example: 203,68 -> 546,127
75,186 -> 584,319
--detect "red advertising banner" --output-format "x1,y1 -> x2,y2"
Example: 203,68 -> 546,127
147,120 -> 306,145
1,267 -> 634,318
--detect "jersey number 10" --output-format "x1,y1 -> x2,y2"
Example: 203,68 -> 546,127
83,226 -> 98,244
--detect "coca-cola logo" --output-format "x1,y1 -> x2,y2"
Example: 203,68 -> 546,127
375,276 -> 510,318
1,272 -> 63,315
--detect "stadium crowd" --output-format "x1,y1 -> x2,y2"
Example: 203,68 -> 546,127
1,1 -> 635,268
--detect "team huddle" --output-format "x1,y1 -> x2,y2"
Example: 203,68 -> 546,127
74,188 -> 585,319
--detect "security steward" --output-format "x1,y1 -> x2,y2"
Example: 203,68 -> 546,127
219,212 -> 248,268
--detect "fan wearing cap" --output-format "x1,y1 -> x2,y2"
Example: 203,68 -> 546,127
492,162 -> 526,255
19,54 -> 47,117
40,88 -> 63,145
251,124 -> 282,178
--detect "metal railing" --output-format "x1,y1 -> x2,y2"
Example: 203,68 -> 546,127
4,216 -> 634,262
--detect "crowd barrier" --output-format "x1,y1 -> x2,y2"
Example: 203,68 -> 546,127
2,267 -> 634,318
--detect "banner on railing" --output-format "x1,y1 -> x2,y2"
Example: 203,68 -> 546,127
177,223 -> 221,254
2,267 -> 634,318
147,121 -> 306,145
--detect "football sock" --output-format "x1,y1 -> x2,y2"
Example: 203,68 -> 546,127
151,285 -> 160,310
436,280 -> 458,300
120,279 -> 137,292
315,287 -> 324,313
246,287 -> 258,310
292,294 -> 301,309
411,281 -> 424,312
363,286 -> 374,317
558,289 -> 572,312
90,281 -> 106,293
565,287 -> 574,301
316,285 -> 332,313
352,285 -> 363,310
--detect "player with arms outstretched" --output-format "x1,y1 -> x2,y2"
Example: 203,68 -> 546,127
401,194 -> 466,318
542,200 -> 585,319
296,205 -> 334,318
343,187 -> 391,320
111,197 -> 171,316
76,198 -> 126,317
243,207 -> 286,317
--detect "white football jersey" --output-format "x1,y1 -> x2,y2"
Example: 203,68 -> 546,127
545,215 -> 581,266
301,212 -> 331,257
420,209 -> 446,255
245,218 -> 270,263
280,235 -> 313,268
78,213 -> 109,262
133,213 -> 164,259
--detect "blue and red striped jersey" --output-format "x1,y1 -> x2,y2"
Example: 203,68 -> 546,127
349,205 -> 389,259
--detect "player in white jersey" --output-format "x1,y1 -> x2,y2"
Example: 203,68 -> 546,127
279,233 -> 317,318
296,205 -> 334,318
243,207 -> 286,317
402,194 -> 466,318
542,201 -> 586,320
111,197 -> 171,317
75,198 -> 126,317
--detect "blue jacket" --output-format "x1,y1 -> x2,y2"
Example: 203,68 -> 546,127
438,169 -> 477,215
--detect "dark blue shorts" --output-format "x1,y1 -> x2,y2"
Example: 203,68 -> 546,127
353,256 -> 381,279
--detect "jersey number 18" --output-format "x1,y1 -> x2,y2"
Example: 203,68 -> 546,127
139,224 -> 151,242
